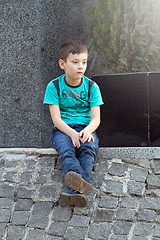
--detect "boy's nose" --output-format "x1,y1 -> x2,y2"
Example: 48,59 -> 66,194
78,63 -> 83,69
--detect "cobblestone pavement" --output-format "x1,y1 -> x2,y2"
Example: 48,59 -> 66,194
0,148 -> 160,240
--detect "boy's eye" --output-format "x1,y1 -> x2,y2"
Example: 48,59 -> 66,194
73,61 -> 78,64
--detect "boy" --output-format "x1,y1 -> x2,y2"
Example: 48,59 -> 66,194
43,40 -> 103,207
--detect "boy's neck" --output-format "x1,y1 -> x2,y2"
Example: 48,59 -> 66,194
65,76 -> 82,87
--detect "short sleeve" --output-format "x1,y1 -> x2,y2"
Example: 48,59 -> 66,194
43,81 -> 59,105
89,82 -> 104,107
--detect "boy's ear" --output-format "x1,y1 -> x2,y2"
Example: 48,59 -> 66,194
59,59 -> 65,70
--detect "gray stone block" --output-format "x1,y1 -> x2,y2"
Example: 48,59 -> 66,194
28,215 -> 49,229
32,202 -> 53,216
64,227 -> 87,240
151,159 -> 160,174
146,174 -> 160,188
153,224 -> 160,238
27,229 -> 46,240
88,223 -> 112,239
115,208 -> 136,221
119,196 -> 138,208
39,185 -> 57,199
137,209 -> 157,222
12,211 -> 30,225
69,215 -> 90,227
0,209 -> 11,223
52,206 -> 72,221
104,180 -> 123,195
17,186 -> 34,199
133,222 -> 154,236
140,197 -> 160,210
110,235 -> 127,240
98,194 -> 119,208
7,225 -> 26,240
15,199 -> 33,211
0,198 -> 13,209
94,208 -> 115,222
0,182 -> 16,198
48,222 -> 68,237
113,221 -> 133,235
127,181 -> 146,196
130,166 -> 148,182
108,163 -> 128,177
0,223 -> 6,237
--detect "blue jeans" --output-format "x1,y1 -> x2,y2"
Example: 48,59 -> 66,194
52,124 -> 99,193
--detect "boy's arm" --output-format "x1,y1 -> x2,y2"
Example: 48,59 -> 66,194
49,104 -> 81,148
80,106 -> 100,144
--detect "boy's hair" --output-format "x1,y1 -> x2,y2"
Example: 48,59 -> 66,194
58,40 -> 88,62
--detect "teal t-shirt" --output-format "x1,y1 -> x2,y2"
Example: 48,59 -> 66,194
43,74 -> 104,125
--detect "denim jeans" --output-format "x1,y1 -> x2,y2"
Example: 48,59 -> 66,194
52,124 -> 99,193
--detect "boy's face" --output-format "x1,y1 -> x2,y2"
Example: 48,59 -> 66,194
59,52 -> 88,86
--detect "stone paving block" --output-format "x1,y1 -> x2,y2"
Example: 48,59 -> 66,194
103,180 -> 123,195
38,156 -> 55,168
46,236 -> 63,240
17,186 -> 34,199
147,174 -> 160,188
69,215 -> 90,227
36,168 -> 50,184
0,209 -> 11,223
99,194 -> 119,208
150,160 -> 160,174
0,182 -> 16,198
119,196 -> 138,208
115,208 -> 136,221
90,172 -> 104,188
15,199 -> 33,211
4,160 -> 19,168
130,166 -> 148,182
51,169 -> 63,182
153,224 -> 160,238
2,153 -> 26,161
52,206 -> 72,221
137,209 -> 157,222
127,181 -> 145,196
2,171 -> 17,182
12,211 -> 30,225
108,163 -> 128,177
25,159 -> 36,170
113,221 -> 133,235
28,214 -> 49,229
110,235 -> 127,240
94,208 -> 115,222
88,222 -> 112,239
0,159 -> 5,168
48,222 -> 68,237
94,161 -> 109,172
26,228 -> 46,240
39,185 -> 57,199
140,197 -> 160,210
131,236 -> 149,240
64,226 -> 87,240
133,222 -> 154,236
20,171 -> 33,184
32,202 -> 53,216
0,198 -> 13,209
0,223 -> 6,237
7,225 -> 26,240
122,158 -> 151,169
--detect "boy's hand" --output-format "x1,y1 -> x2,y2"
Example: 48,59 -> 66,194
70,131 -> 81,148
79,129 -> 94,144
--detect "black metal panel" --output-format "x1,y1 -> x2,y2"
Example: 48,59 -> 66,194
92,73 -> 148,147
149,72 -> 160,146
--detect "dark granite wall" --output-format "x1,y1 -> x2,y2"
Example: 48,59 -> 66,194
1,0 -> 99,147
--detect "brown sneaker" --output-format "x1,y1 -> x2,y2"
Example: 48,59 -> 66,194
65,171 -> 93,195
61,193 -> 88,207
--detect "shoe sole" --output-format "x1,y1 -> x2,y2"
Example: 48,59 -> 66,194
65,171 -> 93,195
61,193 -> 88,207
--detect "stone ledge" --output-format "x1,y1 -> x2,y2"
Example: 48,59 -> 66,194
1,147 -> 160,159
